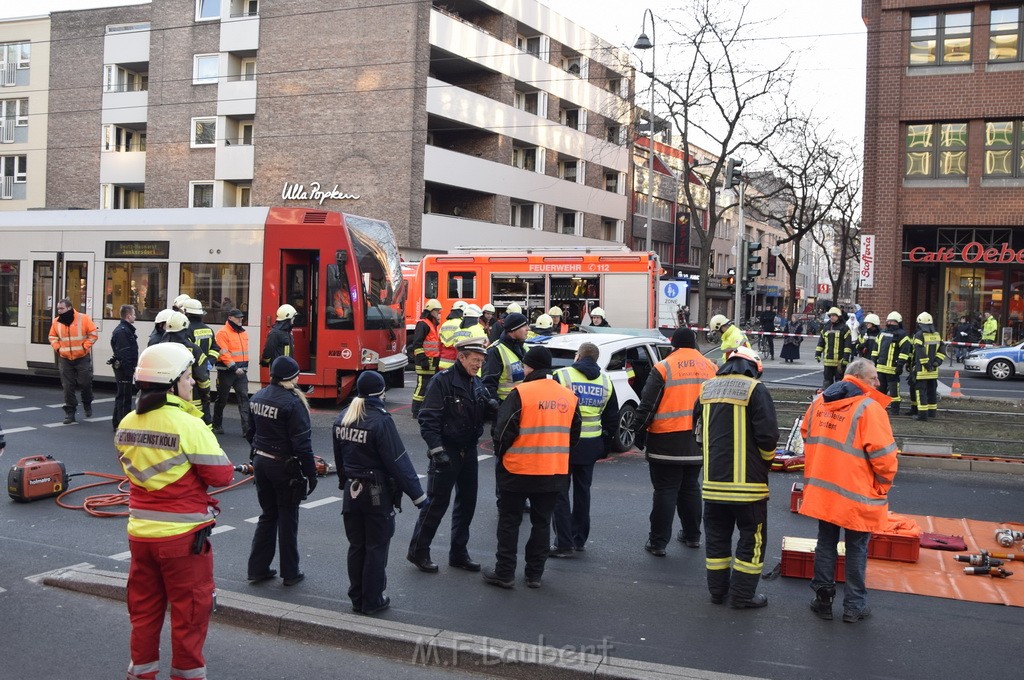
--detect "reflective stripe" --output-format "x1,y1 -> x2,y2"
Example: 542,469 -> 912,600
128,661 -> 161,678
504,446 -> 569,455
496,342 -> 525,400
553,367 -> 611,438
706,556 -> 732,570
120,452 -> 189,484
518,425 -> 570,435
733,557 -> 763,575
131,508 -> 217,523
503,380 -> 576,475
170,665 -> 208,679
804,477 -> 888,506
647,452 -> 702,463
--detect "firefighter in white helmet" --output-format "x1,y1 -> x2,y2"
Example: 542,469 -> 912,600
589,307 -> 610,328
709,314 -> 750,363
815,307 -> 851,390
548,306 -> 570,334
856,313 -> 882,359
488,302 -> 523,343
261,304 -> 297,368
872,311 -> 912,416
909,312 -> 946,422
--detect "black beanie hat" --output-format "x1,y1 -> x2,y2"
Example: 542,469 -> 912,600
522,345 -> 552,370
270,356 -> 300,381
504,312 -> 528,332
356,370 -> 386,398
671,327 -> 697,349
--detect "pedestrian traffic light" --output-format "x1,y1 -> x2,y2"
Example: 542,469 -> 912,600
724,158 -> 743,190
726,267 -> 736,292
744,241 -> 762,281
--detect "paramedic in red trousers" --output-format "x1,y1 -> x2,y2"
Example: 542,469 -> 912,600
110,303 -> 140,429
549,341 -> 620,556
212,309 -> 250,435
801,357 -> 899,623
634,327 -> 717,556
49,297 -> 99,424
245,355 -> 317,587
694,346 -> 779,609
115,343 -> 235,680
485,346 -> 581,589
335,371 -> 429,614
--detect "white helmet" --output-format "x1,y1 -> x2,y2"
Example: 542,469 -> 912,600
591,307 -> 606,319
463,304 -> 482,318
864,313 -> 881,326
827,307 -> 842,317
917,311 -> 933,325
709,314 -> 730,332
135,343 -> 194,385
729,345 -> 763,376
452,300 -> 468,312
548,306 -> 563,317
182,298 -> 206,316
154,308 -> 174,325
172,294 -> 192,311
506,302 -> 522,314
886,311 -> 902,323
165,311 -> 190,333
533,313 -> 553,330
482,303 -> 496,314
424,298 -> 442,311
276,304 -> 297,321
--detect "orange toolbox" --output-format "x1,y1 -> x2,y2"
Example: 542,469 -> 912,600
867,532 -> 920,563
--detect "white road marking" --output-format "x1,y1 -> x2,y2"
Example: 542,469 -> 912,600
0,587 -> 6,594
44,422 -> 77,428
301,496 -> 341,509
245,516 -> 260,524
7,407 -> 40,413
47,403 -> 66,409
0,394 -> 23,400
211,525 -> 235,535
0,426 -> 35,435
477,454 -> 493,461
91,397 -> 115,404
773,370 -> 819,383
109,551 -> 132,561
26,562 -> 95,583
85,417 -> 109,423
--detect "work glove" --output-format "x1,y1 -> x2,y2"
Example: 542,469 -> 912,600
306,475 -> 318,497
235,367 -> 246,376
815,356 -> 822,363
429,448 -> 452,471
415,496 -> 432,511
416,354 -> 429,371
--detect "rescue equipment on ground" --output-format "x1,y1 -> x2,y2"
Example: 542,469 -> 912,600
995,529 -> 1024,548
8,455 -> 70,502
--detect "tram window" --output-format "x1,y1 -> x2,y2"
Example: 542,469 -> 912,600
179,263 -> 251,325
447,271 -> 476,299
104,262 -> 168,321
348,221 -> 402,331
0,261 -> 19,327
326,263 -> 354,330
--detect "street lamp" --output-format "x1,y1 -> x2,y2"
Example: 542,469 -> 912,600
635,9 -> 656,253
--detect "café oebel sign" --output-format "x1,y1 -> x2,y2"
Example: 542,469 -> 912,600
906,241 -> 1024,264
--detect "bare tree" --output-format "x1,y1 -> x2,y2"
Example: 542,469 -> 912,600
811,160 -> 862,305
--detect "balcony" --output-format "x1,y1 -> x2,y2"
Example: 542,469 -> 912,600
100,151 -> 146,185
102,90 -> 148,125
220,14 -> 260,53
215,142 -> 254,181
103,23 -> 150,64
218,78 -> 257,117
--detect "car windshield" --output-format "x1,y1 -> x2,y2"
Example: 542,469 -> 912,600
548,348 -> 576,368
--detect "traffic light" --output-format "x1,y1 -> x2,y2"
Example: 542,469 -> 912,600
726,267 -> 736,292
724,158 -> 743,190
744,241 -> 763,280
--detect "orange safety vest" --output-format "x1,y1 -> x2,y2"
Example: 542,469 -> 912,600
215,322 -> 249,367
48,311 -> 98,360
799,375 -> 900,533
503,379 -> 577,476
333,288 -> 352,319
420,318 -> 440,358
648,348 -> 717,434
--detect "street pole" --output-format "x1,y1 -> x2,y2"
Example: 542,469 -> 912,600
635,10 -> 656,254
734,180 -> 744,324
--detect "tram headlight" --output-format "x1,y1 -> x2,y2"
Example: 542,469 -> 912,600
361,348 -> 380,366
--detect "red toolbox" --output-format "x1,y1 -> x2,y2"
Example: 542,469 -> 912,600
867,532 -> 920,563
7,455 -> 70,502
790,482 -> 804,513
780,537 -> 845,582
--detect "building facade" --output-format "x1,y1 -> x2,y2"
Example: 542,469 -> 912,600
0,15 -> 49,209
862,0 -> 1024,342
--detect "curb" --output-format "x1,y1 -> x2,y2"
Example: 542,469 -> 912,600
898,454 -> 1024,474
41,565 -> 766,680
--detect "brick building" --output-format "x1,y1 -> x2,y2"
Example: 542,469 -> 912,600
861,0 -> 1024,341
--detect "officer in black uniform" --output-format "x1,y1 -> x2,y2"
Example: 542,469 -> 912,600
245,356 -> 317,587
407,339 -> 495,573
110,304 -> 139,429
334,371 -> 429,615
160,311 -> 211,420
183,299 -> 220,424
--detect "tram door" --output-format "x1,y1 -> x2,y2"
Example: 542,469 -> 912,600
279,249 -> 318,372
28,252 -> 94,365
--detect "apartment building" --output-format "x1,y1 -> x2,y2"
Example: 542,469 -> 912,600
0,15 -> 49,209
861,0 -> 1024,341
37,0 -> 632,255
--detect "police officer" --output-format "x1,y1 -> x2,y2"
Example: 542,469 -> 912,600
183,299 -> 220,424
213,309 -> 250,435
408,338 -> 494,573
694,346 -> 779,609
245,356 -> 317,587
816,307 -> 851,390
709,314 -> 750,361
982,311 -> 999,344
437,300 -> 467,371
335,371 -> 429,615
910,312 -> 946,422
488,302 -> 523,343
110,303 -> 139,429
160,312 -> 211,421
261,304 -> 297,368
410,298 -> 443,418
115,343 -> 236,680
872,312 -> 911,416
482,312 -> 529,404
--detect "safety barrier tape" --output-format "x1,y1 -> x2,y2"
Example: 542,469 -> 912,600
669,325 -> 1004,347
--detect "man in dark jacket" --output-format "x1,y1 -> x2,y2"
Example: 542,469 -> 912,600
488,302 -> 523,343
485,346 -> 581,589
261,304 -> 297,367
482,313 -> 529,404
183,299 -> 220,424
160,312 -> 211,422
694,346 -> 779,609
110,304 -> 140,429
407,339 -> 495,574
549,342 -> 619,556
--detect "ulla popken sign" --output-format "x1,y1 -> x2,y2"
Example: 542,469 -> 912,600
907,241 -> 1024,264
281,182 -> 360,206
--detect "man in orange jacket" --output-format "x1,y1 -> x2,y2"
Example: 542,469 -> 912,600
213,309 -> 250,435
800,357 -> 899,624
48,297 -> 99,424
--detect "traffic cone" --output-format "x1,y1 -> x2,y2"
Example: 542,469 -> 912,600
949,371 -> 963,398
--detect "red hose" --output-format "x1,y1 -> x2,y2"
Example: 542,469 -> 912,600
56,471 -> 254,518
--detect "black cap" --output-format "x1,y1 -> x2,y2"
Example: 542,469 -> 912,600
270,356 -> 300,382
227,308 -> 244,318
356,370 -> 386,397
504,313 -> 528,333
671,327 -> 697,349
522,346 -> 552,370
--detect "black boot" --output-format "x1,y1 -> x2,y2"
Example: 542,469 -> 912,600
888,403 -> 900,417
810,586 -> 835,620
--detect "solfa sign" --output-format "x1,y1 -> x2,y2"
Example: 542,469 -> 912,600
859,235 -> 875,289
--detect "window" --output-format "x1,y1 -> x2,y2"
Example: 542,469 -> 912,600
191,117 -> 217,147
446,271 -> 476,299
103,65 -> 147,92
240,58 -> 256,81
513,145 -> 539,172
909,11 -> 972,66
563,56 -> 582,77
990,7 -> 1022,62
602,218 -> 623,242
103,125 -> 146,152
239,121 -> 253,145
103,262 -> 168,320
0,98 -> 28,126
237,185 -> 251,207
191,181 -> 214,207
196,0 -> 220,21
516,34 -> 541,57
179,263 -> 250,324
1,41 -> 30,69
514,90 -> 540,115
511,202 -> 538,229
101,184 -> 145,209
557,211 -> 581,236
193,54 -> 219,84
633,193 -> 673,222
607,125 -> 621,144
604,171 -> 619,193
984,121 -> 1024,177
905,123 -> 967,178
561,108 -> 580,130
0,260 -> 19,326
608,78 -> 621,94
559,159 -> 578,183
1,154 -> 27,183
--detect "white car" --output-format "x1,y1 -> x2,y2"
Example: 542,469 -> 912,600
535,331 -> 674,452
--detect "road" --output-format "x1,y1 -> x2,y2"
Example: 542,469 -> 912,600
1,372 -> 1023,680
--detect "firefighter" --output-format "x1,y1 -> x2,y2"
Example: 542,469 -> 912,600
182,299 -> 220,424
634,327 -> 717,556
171,293 -> 191,313
110,304 -> 139,430
694,346 -> 779,609
453,304 -> 488,361
550,341 -> 620,556
437,300 -> 467,371
482,312 -> 529,404
856,313 -> 882,359
159,312 -> 210,420
410,298 -> 443,417
548,306 -> 570,334
589,307 -> 610,327
261,304 -> 297,367
872,312 -> 911,416
486,346 -> 582,589
148,308 -> 173,347
246,356 -> 317,587
708,314 -> 750,362
335,371 -> 429,614
910,311 -> 946,422
49,297 -> 99,424
488,302 -> 522,343
480,303 -> 496,335
528,313 -> 555,339
115,343 -> 235,680
816,307 -> 851,390
212,309 -> 250,435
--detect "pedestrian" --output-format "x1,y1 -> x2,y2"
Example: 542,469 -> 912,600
410,299 -> 443,417
872,312 -> 911,416
115,343 -> 236,680
183,299 -> 220,424
708,314 -> 750,361
816,307 -> 851,390
588,307 -> 610,327
856,314 -> 881,359
634,328 -> 716,556
48,297 -> 99,424
110,304 -> 139,430
982,311 -> 998,344
148,309 -> 173,347
953,315 -> 973,363
260,304 -> 297,368
484,346 -> 581,589
437,300 -> 467,371
335,371 -> 429,614
245,356 -> 317,587
488,302 -> 522,343
549,341 -> 619,556
801,358 -> 899,623
780,314 -> 803,364
694,346 -> 779,609
407,339 -> 494,573
548,306 -> 570,334
213,308 -> 251,435
910,312 -> 946,422
0,413 -> 6,457
678,305 -> 691,327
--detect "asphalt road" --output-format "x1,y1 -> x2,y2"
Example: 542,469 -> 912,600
1,372 -> 1023,680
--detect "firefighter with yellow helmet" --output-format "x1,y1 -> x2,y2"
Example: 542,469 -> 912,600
411,299 -> 443,417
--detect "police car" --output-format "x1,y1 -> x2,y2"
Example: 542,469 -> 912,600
964,340 -> 1024,381
539,332 -> 674,452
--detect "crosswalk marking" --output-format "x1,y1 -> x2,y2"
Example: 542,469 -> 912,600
92,397 -> 115,404
0,394 -> 22,400
85,417 -> 109,423
7,407 -> 40,413
301,496 -> 341,509
211,525 -> 235,535
109,551 -> 132,561
44,422 -> 76,428
245,516 -> 260,524
0,587 -> 6,593
47,403 -> 65,409
0,426 -> 35,435
477,454 -> 493,461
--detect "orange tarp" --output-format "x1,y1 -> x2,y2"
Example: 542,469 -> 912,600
865,514 -> 1024,607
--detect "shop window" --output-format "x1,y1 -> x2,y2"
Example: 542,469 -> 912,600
103,262 -> 169,321
0,260 -> 19,326
984,120 -> 1024,177
909,11 -> 972,66
990,6 -> 1022,62
905,122 -> 967,179
178,263 -> 250,324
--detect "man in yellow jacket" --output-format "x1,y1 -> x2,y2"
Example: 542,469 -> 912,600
48,297 -> 98,424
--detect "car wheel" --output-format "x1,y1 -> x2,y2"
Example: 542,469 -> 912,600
612,403 -> 637,453
987,359 -> 1014,381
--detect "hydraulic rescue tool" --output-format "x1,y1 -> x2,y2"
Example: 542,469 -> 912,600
994,529 -> 1024,548
963,566 -> 1013,578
